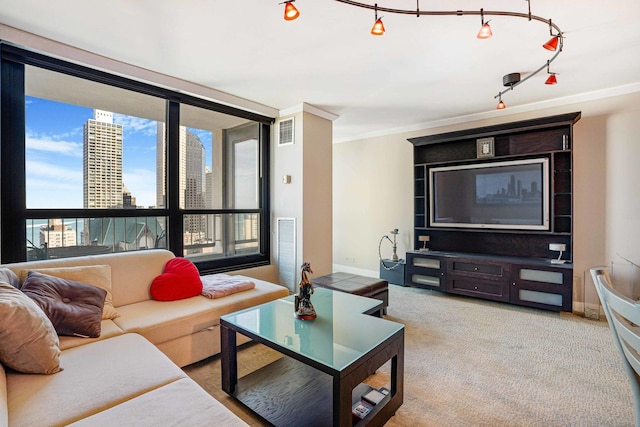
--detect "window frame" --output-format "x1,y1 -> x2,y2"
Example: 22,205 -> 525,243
0,42 -> 272,273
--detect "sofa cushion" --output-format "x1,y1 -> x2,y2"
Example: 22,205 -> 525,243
66,378 -> 249,426
0,268 -> 18,288
6,333 -> 185,427
22,271 -> 106,338
113,296 -> 218,345
58,319 -> 125,351
19,265 -> 119,320
114,279 -> 289,345
150,257 -> 202,301
0,282 -> 62,374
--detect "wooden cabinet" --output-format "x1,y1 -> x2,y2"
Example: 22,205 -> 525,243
405,252 -> 445,291
405,250 -> 572,312
407,112 -> 579,312
510,263 -> 573,312
446,257 -> 510,302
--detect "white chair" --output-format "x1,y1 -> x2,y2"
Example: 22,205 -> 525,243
590,267 -> 640,427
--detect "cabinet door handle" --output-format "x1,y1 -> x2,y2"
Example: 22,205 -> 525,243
474,285 -> 479,290
512,282 -> 517,286
474,267 -> 479,271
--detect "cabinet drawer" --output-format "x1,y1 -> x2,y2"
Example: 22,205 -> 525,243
451,261 -> 504,276
411,274 -> 442,288
412,257 -> 441,269
450,278 -> 508,301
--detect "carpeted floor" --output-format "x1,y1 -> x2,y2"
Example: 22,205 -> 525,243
183,285 -> 634,426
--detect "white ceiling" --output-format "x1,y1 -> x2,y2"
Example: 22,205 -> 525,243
1,0 -> 640,141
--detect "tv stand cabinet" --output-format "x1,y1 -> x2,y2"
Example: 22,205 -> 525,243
405,251 -> 572,312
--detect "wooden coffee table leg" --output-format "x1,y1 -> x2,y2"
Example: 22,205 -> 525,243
221,324 -> 238,395
334,376 -> 353,427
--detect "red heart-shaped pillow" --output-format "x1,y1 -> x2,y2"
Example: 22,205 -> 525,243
150,257 -> 202,301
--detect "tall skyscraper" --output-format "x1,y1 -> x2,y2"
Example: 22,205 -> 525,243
83,110 -> 123,209
156,123 -> 188,209
184,131 -> 206,233
156,124 -> 208,241
156,124 -> 206,210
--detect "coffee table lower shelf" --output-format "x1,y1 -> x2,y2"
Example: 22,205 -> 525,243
233,356 -> 391,427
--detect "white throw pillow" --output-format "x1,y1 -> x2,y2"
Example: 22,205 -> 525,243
0,282 -> 62,374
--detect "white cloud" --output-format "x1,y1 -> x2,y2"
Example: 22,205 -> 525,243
26,160 -> 82,182
26,133 -> 82,157
26,161 -> 82,182
114,114 -> 157,136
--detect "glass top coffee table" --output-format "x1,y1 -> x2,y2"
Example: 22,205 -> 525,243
221,287 -> 404,426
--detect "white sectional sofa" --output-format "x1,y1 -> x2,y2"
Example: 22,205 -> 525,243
0,249 -> 289,426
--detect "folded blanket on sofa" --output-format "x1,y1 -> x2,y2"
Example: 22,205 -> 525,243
201,274 -> 255,299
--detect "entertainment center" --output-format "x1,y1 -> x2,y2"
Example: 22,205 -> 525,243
406,112 -> 581,312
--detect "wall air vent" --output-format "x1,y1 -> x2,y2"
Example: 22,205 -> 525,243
278,117 -> 294,146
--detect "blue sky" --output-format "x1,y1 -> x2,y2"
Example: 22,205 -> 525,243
25,96 -> 212,208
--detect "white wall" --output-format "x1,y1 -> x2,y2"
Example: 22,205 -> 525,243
301,112 -> 333,277
333,91 -> 640,313
333,134 -> 414,275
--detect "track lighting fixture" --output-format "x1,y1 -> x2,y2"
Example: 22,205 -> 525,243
282,0 -> 300,21
370,3 -> 385,35
477,9 -> 493,39
545,61 -> 558,84
543,19 -> 560,51
281,1 -> 565,110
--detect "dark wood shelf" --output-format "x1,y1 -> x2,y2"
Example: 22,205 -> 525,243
234,356 -> 393,427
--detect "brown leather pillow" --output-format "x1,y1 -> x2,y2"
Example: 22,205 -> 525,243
21,271 -> 107,338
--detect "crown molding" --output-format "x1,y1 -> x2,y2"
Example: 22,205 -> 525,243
333,82 -> 640,144
279,102 -> 339,122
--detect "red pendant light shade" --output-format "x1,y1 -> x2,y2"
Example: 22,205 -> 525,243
477,8 -> 492,39
370,4 -> 385,36
477,23 -> 493,39
283,1 -> 300,21
545,74 -> 557,85
371,18 -> 385,35
496,97 -> 506,109
543,36 -> 559,51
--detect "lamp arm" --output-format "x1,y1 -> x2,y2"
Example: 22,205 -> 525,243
494,46 -> 562,100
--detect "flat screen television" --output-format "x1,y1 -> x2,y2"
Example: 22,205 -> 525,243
429,158 -> 550,231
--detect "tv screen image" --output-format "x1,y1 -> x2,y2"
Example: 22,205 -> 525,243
429,158 -> 550,230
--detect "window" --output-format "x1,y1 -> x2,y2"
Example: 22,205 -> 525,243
1,43 -> 272,272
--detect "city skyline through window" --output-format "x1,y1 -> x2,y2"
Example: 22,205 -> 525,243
26,96 -> 213,209
2,44 -> 271,271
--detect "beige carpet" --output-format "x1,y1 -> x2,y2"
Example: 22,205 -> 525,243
184,285 -> 634,426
